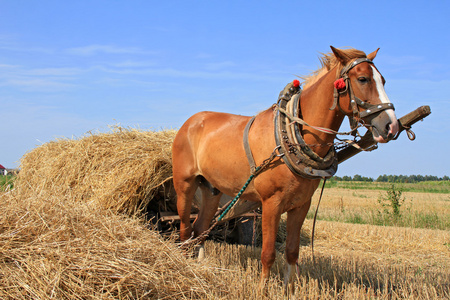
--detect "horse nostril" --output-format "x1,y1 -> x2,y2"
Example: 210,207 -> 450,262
385,123 -> 394,140
386,122 -> 394,139
386,122 -> 392,133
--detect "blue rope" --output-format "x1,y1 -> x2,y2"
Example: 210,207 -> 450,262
217,167 -> 260,221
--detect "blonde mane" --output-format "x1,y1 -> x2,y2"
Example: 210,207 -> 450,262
302,48 -> 367,89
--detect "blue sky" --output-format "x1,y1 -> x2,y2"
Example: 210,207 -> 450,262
1,1 -> 449,178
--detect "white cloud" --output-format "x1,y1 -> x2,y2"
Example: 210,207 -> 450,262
0,65 -> 80,91
108,60 -> 158,68
0,78 -> 77,91
24,67 -> 84,77
66,44 -> 154,56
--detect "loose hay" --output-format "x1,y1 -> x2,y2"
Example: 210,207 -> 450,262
0,191 -> 224,299
16,126 -> 177,215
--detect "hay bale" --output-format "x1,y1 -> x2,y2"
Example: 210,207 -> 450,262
16,126 -> 177,215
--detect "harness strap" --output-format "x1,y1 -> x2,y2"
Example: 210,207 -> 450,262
277,106 -> 357,136
243,116 -> 257,175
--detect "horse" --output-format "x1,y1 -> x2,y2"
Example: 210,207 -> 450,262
172,46 -> 399,290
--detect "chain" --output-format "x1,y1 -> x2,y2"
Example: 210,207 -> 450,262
253,145 -> 283,175
284,139 -> 349,153
285,135 -> 377,153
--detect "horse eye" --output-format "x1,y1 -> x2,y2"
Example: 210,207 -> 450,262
358,77 -> 368,83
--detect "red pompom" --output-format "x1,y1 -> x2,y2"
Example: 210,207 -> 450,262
334,78 -> 346,90
292,79 -> 300,88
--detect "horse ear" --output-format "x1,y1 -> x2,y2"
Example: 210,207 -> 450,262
330,46 -> 351,65
367,48 -> 380,61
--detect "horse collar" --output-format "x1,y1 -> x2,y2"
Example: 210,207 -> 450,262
273,82 -> 338,179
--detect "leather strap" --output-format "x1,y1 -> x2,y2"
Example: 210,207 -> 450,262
243,116 -> 257,175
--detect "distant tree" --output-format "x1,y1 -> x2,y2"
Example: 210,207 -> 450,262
333,176 -> 342,181
342,175 -> 351,181
376,175 -> 388,182
363,176 -> 374,182
397,175 -> 407,183
339,174 -> 448,183
353,174 -> 363,181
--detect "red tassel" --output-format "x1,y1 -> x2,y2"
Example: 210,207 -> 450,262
334,78 -> 346,90
293,79 -> 300,88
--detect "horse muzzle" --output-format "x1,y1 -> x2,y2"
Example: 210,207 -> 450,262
369,110 -> 399,143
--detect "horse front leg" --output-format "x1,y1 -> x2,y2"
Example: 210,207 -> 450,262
259,201 -> 283,289
284,200 -> 311,294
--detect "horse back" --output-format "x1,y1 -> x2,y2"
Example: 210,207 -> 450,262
172,111 -> 254,194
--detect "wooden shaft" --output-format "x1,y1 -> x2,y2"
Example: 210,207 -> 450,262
337,105 -> 431,164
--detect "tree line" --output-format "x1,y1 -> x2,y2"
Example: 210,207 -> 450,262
332,174 -> 449,183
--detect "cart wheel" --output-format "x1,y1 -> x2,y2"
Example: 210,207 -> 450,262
236,217 -> 255,246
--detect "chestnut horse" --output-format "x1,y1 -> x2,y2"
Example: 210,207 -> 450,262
172,46 -> 399,289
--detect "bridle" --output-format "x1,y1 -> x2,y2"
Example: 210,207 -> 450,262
331,58 -> 395,133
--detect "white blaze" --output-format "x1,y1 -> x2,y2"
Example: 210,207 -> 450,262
371,66 -> 397,123
371,66 -> 399,139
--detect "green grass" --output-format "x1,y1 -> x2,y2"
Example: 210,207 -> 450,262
308,208 -> 450,230
0,175 -> 15,191
326,180 -> 450,194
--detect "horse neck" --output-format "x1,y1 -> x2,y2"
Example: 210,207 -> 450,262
300,69 -> 346,157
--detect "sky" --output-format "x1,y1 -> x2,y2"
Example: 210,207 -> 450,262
1,1 -> 449,178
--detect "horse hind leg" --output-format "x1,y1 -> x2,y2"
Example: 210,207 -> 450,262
174,176 -> 198,242
193,178 -> 223,260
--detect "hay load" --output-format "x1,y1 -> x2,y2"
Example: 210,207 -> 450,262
16,126 -> 177,215
0,127 -> 229,299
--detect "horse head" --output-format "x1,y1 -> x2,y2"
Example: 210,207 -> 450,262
331,46 -> 399,143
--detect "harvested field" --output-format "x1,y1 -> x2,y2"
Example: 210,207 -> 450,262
1,127 -> 449,299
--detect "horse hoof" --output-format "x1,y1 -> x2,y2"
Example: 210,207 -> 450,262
196,244 -> 205,261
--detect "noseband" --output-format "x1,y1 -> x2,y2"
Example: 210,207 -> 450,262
331,58 -> 395,132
